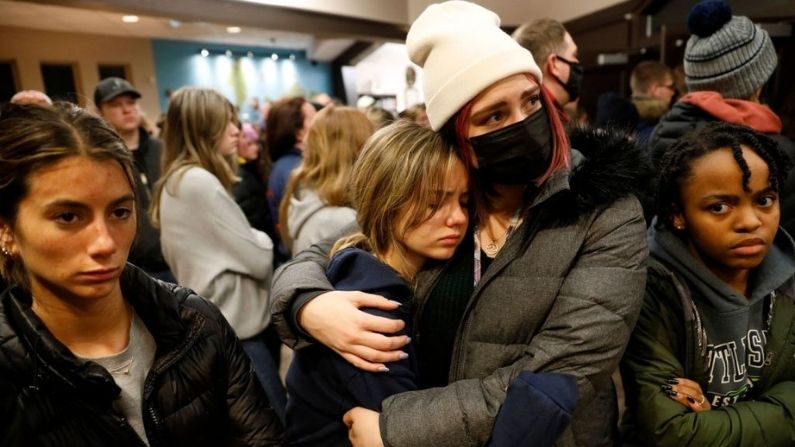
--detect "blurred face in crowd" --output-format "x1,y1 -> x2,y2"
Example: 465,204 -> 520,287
651,75 -> 677,107
99,94 -> 141,134
237,129 -> 260,161
548,32 -> 580,105
296,101 -> 317,148
218,120 -> 241,156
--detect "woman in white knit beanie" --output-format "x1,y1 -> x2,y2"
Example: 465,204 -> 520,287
270,2 -> 650,446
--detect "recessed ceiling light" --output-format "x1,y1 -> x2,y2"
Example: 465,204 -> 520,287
289,54 -> 296,60
169,19 -> 182,28
247,51 -> 254,58
271,53 -> 279,60
225,50 -> 233,57
200,48 -> 210,57
122,15 -> 139,23
226,26 -> 241,34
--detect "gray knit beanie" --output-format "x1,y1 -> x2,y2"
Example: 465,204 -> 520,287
684,0 -> 777,99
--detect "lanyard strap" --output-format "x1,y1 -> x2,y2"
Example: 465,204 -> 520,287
473,207 -> 522,286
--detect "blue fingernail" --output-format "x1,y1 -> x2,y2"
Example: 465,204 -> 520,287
378,366 -> 390,372
399,352 -> 409,360
405,337 -> 412,343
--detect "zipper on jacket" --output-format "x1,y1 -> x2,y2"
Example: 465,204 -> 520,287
142,313 -> 205,446
115,413 -> 148,446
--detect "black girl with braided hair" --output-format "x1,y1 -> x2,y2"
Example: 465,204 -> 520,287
621,121 -> 795,446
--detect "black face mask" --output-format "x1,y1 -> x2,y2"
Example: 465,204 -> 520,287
468,109 -> 553,185
552,55 -> 584,102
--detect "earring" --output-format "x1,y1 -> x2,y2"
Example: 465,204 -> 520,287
675,223 -> 685,230
0,230 -> 12,257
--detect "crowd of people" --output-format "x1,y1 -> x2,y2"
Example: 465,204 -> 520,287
1,0 -> 794,446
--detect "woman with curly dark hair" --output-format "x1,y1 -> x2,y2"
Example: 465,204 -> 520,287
621,122 -> 795,446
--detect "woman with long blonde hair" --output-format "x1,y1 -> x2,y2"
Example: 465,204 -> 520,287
152,87 -> 286,422
279,105 -> 374,255
285,120 -> 469,446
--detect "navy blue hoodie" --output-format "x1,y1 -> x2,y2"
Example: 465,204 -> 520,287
285,248 -> 418,447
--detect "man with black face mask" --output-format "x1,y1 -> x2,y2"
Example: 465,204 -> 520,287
513,18 -> 584,120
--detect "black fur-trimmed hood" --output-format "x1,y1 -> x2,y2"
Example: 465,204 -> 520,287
539,126 -> 653,226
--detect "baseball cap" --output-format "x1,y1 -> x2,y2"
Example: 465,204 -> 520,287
94,77 -> 141,105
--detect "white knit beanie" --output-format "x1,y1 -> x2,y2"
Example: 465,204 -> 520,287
406,1 -> 542,130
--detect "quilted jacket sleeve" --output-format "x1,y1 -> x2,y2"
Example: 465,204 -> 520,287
269,223 -> 358,347
211,302 -> 286,446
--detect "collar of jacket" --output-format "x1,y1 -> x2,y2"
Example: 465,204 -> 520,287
415,126 -> 651,297
540,126 -> 652,228
2,264 -> 198,403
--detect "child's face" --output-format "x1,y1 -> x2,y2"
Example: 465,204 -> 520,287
399,160 -> 469,265
673,145 -> 779,282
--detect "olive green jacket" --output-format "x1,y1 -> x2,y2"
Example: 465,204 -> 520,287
621,259 -> 795,446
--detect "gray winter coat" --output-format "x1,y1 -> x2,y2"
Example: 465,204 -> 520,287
271,128 -> 650,447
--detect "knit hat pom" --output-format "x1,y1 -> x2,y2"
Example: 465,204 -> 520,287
687,0 -> 733,37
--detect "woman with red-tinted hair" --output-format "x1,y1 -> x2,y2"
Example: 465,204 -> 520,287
271,2 -> 650,446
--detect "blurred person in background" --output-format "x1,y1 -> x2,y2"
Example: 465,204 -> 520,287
266,97 -> 317,263
279,106 -> 374,256
151,87 -> 287,424
513,18 -> 583,121
94,77 -> 172,282
630,61 -> 675,147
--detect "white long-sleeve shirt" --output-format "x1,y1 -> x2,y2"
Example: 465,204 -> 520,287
159,166 -> 273,339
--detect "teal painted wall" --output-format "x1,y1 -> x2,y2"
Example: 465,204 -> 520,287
151,39 -> 332,117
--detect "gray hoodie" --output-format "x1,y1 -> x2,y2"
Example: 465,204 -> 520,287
648,221 -> 795,406
286,187 -> 356,255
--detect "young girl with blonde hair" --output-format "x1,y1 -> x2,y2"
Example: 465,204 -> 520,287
279,105 -> 374,255
151,87 -> 286,422
285,120 -> 469,446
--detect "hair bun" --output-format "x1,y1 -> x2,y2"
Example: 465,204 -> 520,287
687,0 -> 732,37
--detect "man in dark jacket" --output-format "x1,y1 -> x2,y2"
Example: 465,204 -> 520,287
95,78 -> 173,280
0,264 -> 285,446
648,0 -> 795,236
630,61 -> 675,147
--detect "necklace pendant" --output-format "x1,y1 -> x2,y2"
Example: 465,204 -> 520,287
484,241 -> 499,256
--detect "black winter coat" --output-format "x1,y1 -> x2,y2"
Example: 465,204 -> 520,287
128,128 -> 170,275
233,160 -> 277,240
0,265 -> 285,446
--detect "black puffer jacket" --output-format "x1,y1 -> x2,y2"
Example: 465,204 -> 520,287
128,128 -> 170,275
233,160 -> 277,240
0,265 -> 285,446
